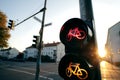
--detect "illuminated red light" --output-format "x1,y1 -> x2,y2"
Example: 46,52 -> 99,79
67,27 -> 86,41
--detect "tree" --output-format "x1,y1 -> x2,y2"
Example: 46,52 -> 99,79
0,11 -> 10,48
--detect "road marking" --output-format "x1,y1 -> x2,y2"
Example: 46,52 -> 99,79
12,66 -> 58,75
0,64 -> 57,80
6,68 -> 54,80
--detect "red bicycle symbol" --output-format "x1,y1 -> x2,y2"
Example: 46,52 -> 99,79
67,27 -> 86,41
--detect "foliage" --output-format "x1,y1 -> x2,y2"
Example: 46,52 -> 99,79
0,11 -> 10,48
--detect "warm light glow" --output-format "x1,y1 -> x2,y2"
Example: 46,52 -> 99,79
66,62 -> 88,79
100,61 -> 106,68
98,47 -> 107,58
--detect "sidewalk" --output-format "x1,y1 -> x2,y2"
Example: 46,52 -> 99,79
100,61 -> 120,80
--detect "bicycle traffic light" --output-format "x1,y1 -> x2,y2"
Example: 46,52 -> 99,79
60,18 -> 93,52
8,20 -> 14,29
58,18 -> 99,80
32,35 -> 40,48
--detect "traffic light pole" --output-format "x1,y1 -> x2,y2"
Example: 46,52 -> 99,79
79,0 -> 97,51
79,0 -> 101,80
79,0 -> 94,34
14,8 -> 46,27
35,0 -> 47,80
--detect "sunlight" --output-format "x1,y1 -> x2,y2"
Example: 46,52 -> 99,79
98,47 -> 107,58
100,61 -> 106,68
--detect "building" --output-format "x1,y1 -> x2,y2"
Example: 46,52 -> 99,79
105,21 -> 120,63
24,42 -> 65,62
41,42 -> 65,62
23,46 -> 38,59
0,47 -> 19,60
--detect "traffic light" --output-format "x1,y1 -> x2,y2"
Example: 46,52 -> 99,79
8,20 -> 14,29
58,18 -> 100,80
32,35 -> 40,48
60,18 -> 93,52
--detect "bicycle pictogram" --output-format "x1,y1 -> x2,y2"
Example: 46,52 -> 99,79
67,27 -> 86,41
66,62 -> 88,79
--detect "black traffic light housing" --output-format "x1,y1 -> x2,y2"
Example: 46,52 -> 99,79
32,35 -> 40,48
59,54 -> 90,80
58,18 -> 100,80
8,20 -> 14,29
60,18 -> 93,53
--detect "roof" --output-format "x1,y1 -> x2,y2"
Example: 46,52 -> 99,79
26,42 -> 61,49
109,21 -> 120,30
0,47 -> 12,51
44,42 -> 60,47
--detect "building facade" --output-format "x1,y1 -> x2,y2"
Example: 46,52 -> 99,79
105,21 -> 120,62
41,42 -> 65,62
24,42 -> 65,62
24,47 -> 38,59
0,48 -> 19,60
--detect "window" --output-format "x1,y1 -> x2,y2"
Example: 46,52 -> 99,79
119,31 -> 120,36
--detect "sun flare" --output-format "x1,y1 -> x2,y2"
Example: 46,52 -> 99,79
98,48 -> 107,58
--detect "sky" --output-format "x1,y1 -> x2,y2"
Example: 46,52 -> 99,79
0,0 -> 120,56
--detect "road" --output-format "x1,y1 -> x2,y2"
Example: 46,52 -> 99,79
0,60 -> 120,80
0,61 -> 62,80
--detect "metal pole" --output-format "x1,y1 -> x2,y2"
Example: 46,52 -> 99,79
79,0 -> 94,30
35,0 -> 47,80
34,16 -> 52,27
79,0 -> 97,48
14,8 -> 45,27
79,0 -> 101,80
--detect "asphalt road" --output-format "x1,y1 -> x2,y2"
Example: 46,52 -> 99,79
0,60 -> 120,80
0,61 -> 62,80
